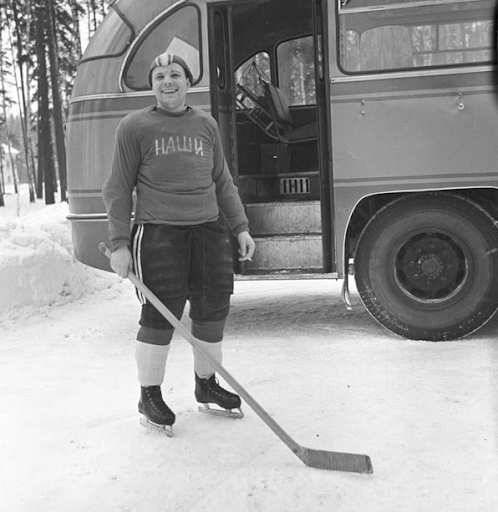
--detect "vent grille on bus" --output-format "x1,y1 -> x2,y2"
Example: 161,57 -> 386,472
280,177 -> 310,195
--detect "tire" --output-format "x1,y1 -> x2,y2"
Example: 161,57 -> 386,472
354,193 -> 498,341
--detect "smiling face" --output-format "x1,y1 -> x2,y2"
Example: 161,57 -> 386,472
151,63 -> 191,113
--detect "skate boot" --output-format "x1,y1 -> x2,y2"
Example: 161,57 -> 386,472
138,386 -> 176,436
195,373 -> 243,418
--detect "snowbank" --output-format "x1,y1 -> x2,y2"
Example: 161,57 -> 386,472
0,198 -> 119,318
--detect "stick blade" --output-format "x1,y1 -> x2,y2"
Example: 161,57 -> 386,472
299,448 -> 373,474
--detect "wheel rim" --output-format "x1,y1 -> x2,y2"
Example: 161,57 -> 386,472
394,231 -> 468,303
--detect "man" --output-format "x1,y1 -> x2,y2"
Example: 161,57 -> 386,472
102,53 -> 255,436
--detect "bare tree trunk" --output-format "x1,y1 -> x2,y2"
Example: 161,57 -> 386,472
6,143 -> 19,194
47,0 -> 67,202
10,0 -> 36,202
35,1 -> 55,205
0,145 -> 4,207
0,15 -> 5,207
70,0 -> 82,57
90,0 -> 98,33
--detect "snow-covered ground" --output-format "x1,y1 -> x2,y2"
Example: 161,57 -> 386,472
0,192 -> 118,318
1,189 -> 497,512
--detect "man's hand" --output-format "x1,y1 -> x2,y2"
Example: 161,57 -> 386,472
237,231 -> 256,262
110,246 -> 133,278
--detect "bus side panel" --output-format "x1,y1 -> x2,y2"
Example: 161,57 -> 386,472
67,96 -> 154,197
330,72 -> 498,260
71,60 -> 124,97
67,96 -> 149,270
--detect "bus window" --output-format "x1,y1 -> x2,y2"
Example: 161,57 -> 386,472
81,8 -> 133,62
123,5 -> 201,90
277,36 -> 316,106
338,0 -> 494,73
235,52 -> 271,108
236,53 -> 271,88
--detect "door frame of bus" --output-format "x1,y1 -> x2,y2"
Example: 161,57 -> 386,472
312,0 -> 335,273
208,0 -> 335,274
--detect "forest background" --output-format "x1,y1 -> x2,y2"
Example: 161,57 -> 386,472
0,0 -> 113,208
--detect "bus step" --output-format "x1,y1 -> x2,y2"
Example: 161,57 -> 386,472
245,234 -> 322,272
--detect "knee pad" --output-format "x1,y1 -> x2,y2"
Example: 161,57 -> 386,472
189,294 -> 231,323
137,326 -> 174,346
191,319 -> 226,343
140,298 -> 186,330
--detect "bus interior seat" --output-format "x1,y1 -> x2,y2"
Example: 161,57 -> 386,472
236,65 -> 316,144
263,81 -> 316,143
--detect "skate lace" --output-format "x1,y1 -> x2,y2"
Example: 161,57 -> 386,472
146,387 -> 171,414
207,376 -> 235,399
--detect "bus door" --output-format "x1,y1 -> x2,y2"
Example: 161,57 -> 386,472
207,5 -> 243,272
209,0 -> 334,276
312,0 -> 334,273
207,6 -> 238,180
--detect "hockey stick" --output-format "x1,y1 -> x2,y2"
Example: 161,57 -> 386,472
99,243 -> 373,474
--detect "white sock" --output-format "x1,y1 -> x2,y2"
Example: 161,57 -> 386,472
135,341 -> 170,387
193,340 -> 222,379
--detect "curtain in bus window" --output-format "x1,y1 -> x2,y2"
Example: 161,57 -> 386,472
124,5 -> 201,90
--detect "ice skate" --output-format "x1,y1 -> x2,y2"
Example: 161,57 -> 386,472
138,385 -> 176,436
195,373 -> 243,418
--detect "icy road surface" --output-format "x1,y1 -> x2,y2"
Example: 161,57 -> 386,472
1,277 -> 497,512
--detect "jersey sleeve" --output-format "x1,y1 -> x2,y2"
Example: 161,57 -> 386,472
209,118 -> 250,235
102,118 -> 142,251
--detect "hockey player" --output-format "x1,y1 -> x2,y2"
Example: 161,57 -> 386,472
102,52 -> 256,435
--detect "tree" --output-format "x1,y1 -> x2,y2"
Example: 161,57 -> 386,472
48,0 -> 67,202
0,6 -> 12,207
9,0 -> 37,202
1,0 -> 112,205
34,0 -> 55,203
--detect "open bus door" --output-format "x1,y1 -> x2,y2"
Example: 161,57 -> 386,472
312,0 -> 334,273
207,7 -> 238,181
208,0 -> 335,277
207,6 -> 243,273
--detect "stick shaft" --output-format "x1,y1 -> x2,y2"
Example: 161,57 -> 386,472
98,244 -> 301,454
127,271 -> 303,455
99,243 -> 373,473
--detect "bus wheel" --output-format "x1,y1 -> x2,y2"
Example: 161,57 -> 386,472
354,193 -> 498,341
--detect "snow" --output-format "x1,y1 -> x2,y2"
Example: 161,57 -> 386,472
1,189 -> 497,511
0,194 -> 118,319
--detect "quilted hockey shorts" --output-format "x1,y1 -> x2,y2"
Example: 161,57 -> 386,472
131,220 -> 234,331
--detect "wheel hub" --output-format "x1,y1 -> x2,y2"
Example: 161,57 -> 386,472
395,232 -> 467,301
419,253 -> 443,278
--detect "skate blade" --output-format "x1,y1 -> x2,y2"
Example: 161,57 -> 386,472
197,404 -> 244,419
139,415 -> 174,436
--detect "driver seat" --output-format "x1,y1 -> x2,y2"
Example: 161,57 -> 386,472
236,75 -> 316,144
262,81 -> 317,143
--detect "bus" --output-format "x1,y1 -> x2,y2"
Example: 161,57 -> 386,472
66,0 -> 498,341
